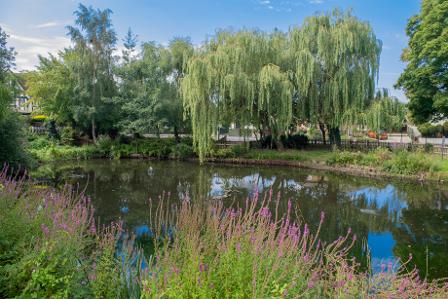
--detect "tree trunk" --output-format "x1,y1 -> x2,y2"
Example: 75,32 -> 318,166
328,126 -> 341,148
318,122 -> 326,145
91,117 -> 97,144
174,125 -> 180,142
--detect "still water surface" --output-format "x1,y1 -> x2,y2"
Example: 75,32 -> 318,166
35,159 -> 448,279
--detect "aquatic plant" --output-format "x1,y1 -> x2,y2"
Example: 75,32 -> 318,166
1,167 -> 447,298
136,191 -> 448,298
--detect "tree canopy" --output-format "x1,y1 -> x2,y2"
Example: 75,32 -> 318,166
396,0 -> 448,124
181,10 -> 382,161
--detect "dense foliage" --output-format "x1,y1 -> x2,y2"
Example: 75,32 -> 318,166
326,148 -> 439,176
26,5 -> 191,142
396,0 -> 448,124
182,10 -> 382,161
0,26 -> 33,169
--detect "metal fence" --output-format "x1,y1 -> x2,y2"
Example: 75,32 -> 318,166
215,137 -> 448,156
30,126 -> 47,135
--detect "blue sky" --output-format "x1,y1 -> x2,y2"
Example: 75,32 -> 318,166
0,0 -> 420,101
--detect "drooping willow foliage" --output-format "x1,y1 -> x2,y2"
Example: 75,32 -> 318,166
364,89 -> 407,133
181,30 -> 294,160
182,9 -> 384,161
291,10 -> 382,144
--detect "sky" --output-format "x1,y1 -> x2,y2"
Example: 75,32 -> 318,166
0,0 -> 420,101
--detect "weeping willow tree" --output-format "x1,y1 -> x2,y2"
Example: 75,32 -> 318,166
364,89 -> 407,134
181,30 -> 294,161
291,10 -> 382,145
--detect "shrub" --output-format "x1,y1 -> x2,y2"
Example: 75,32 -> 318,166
230,144 -> 248,156
169,143 -> 194,160
0,170 -> 113,298
0,112 -> 35,169
59,126 -> 76,145
28,136 -> 53,151
210,147 -> 234,159
30,114 -> 48,122
134,192 -> 448,298
326,150 -> 361,166
418,123 -> 443,138
281,133 -> 309,149
382,150 -> 438,175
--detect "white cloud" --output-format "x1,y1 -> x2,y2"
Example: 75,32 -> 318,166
36,21 -> 61,29
256,0 -> 323,12
4,25 -> 71,70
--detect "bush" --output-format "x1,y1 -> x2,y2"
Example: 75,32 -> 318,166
30,114 -> 48,122
0,112 -> 35,169
418,123 -> 444,138
281,134 -> 309,149
59,126 -> 76,145
230,144 -> 248,156
210,148 -> 234,159
382,150 -> 438,175
29,145 -> 100,162
28,136 -> 53,151
169,143 -> 194,160
0,170 -> 116,298
134,191 -> 448,298
326,150 -> 361,166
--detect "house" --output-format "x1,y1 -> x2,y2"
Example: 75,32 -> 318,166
8,72 -> 36,115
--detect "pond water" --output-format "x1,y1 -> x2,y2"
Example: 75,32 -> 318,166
34,159 -> 448,279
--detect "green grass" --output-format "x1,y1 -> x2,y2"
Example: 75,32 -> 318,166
325,148 -> 448,176
242,149 -> 332,162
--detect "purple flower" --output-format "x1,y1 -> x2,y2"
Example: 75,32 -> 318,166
260,207 -> 270,217
41,224 -> 49,236
199,263 -> 208,272
236,243 -> 242,253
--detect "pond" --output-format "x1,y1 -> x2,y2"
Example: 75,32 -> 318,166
34,159 -> 448,279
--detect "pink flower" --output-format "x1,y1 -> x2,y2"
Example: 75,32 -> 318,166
320,211 -> 325,222
41,224 -> 50,236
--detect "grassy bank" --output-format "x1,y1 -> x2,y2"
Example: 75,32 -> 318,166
27,136 -> 194,162
210,145 -> 448,180
27,135 -> 448,180
1,169 -> 447,298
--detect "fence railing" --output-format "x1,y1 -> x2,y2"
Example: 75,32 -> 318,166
215,137 -> 448,156
308,139 -> 448,155
30,126 -> 47,135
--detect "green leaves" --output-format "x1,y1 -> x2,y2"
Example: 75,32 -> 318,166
182,10 -> 382,160
396,0 -> 448,123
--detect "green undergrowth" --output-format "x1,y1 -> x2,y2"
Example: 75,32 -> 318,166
27,136 -> 195,162
326,148 -> 445,176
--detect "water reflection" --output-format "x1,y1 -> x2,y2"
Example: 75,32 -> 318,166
34,159 -> 448,279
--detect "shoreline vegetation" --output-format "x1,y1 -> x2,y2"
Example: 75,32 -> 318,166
28,136 -> 448,183
1,168 -> 448,298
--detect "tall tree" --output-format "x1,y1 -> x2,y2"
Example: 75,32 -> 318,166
0,28 -> 32,169
181,30 -> 294,161
115,42 -> 166,135
0,26 -> 15,83
160,37 -> 194,140
291,10 -> 382,145
26,52 -> 76,125
364,89 -> 407,135
122,28 -> 138,63
66,4 -> 118,142
396,0 -> 448,124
